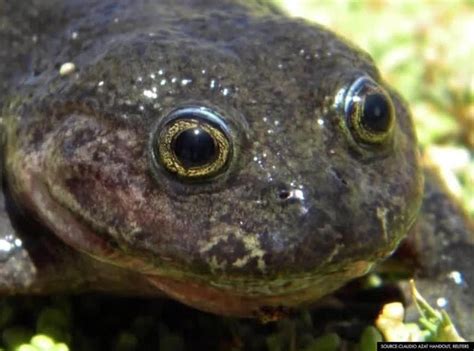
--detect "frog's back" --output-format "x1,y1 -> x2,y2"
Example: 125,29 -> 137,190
0,0 -> 269,100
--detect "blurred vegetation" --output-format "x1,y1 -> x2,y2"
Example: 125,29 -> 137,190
276,0 -> 474,216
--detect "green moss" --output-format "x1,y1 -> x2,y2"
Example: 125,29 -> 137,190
358,327 -> 382,351
303,333 -> 341,351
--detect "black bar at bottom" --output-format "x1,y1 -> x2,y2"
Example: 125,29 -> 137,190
377,342 -> 474,350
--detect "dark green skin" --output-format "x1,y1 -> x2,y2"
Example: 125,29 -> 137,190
0,0 -> 472,335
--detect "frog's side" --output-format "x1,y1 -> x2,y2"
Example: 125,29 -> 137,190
0,0 -> 472,337
400,165 -> 474,337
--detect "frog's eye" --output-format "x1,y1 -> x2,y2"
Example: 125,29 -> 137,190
153,107 -> 231,180
344,77 -> 395,144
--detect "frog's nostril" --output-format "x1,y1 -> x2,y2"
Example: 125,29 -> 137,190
262,184 -> 307,206
275,187 -> 306,203
273,186 -> 309,214
278,189 -> 291,201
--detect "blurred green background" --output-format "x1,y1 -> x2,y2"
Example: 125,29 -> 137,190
276,0 -> 474,217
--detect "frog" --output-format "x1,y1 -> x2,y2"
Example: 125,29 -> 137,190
0,0 -> 472,338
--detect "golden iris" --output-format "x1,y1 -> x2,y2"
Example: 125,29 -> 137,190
157,116 -> 230,179
345,77 -> 395,144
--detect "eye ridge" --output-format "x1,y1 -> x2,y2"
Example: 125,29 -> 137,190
156,108 -> 231,180
344,77 -> 395,145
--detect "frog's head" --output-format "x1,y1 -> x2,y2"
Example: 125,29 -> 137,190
7,11 -> 423,316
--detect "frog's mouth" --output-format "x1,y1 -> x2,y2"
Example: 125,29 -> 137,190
14,164 -> 376,317
144,260 -> 373,317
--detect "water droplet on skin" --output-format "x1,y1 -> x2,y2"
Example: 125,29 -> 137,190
290,189 -> 305,201
0,239 -> 13,252
0,235 -> 22,262
448,271 -> 464,285
59,62 -> 75,76
143,89 -> 157,99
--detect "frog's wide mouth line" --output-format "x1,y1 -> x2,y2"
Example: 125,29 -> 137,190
20,167 -> 375,310
145,259 -> 374,317
48,180 -> 374,296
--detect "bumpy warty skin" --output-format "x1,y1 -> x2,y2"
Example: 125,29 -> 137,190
0,0 -> 424,316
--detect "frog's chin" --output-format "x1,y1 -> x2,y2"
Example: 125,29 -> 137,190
145,260 -> 373,318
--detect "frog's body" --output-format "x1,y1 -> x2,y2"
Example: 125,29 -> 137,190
0,0 -> 472,337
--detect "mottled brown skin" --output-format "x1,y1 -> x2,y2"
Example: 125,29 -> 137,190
0,0 -> 472,336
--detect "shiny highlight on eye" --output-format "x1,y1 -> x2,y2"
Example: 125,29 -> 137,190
344,77 -> 395,144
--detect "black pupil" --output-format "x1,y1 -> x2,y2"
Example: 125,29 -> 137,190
361,93 -> 392,133
173,127 -> 217,168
